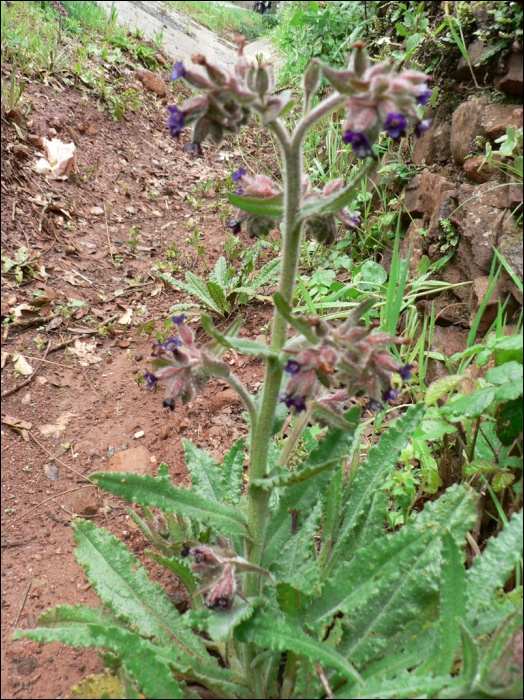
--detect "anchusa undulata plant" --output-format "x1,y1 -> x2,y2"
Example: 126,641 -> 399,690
15,43 -> 523,700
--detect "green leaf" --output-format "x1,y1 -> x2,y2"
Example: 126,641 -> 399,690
37,604 -> 127,630
425,375 -> 464,405
182,596 -> 264,642
413,418 -> 457,441
322,403 -> 426,578
270,501 -> 322,594
340,672 -> 458,699
145,550 -> 198,596
251,458 -> 339,490
90,472 -> 248,536
437,533 -> 466,676
466,509 -> 523,623
70,520 -> 205,656
201,314 -> 277,360
458,622 -> 480,685
206,281 -> 228,314
183,440 -> 224,503
304,485 -> 476,669
185,272 -> 223,315
440,387 -> 497,418
14,623 -> 185,699
209,256 -> 229,290
226,192 -> 284,219
359,260 -> 387,286
221,437 -> 245,504
486,361 -> 523,385
235,609 -> 363,685
252,258 -> 280,290
497,398 -> 523,446
405,31 -> 424,54
273,292 -> 318,344
395,22 -> 409,36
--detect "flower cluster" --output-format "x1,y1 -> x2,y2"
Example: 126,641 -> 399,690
166,42 -> 287,151
227,167 -> 283,238
316,42 -> 431,159
278,311 -> 413,415
302,176 -> 360,245
188,545 -> 240,611
143,314 -> 209,411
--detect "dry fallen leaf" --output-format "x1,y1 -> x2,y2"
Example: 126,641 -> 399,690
38,411 -> 77,438
13,354 -> 34,376
1,414 -> 32,442
69,340 -> 102,366
1,351 -> 9,369
118,308 -> 133,325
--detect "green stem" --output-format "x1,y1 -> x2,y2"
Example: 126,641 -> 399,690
276,408 -> 313,468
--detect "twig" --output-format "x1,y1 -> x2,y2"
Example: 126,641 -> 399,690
0,486 -> 94,536
28,430 -> 94,484
12,577 -> 32,629
17,356 -> 72,369
70,268 -> 93,285
104,203 -> 116,266
466,531 -> 482,560
1,340 -> 51,398
84,372 -> 101,398
315,663 -> 334,699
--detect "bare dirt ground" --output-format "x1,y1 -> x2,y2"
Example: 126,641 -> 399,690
1,44 -> 279,698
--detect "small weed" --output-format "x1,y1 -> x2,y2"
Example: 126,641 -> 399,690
127,226 -> 140,254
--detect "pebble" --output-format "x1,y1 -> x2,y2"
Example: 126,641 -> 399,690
134,430 -> 145,439
107,445 -> 115,458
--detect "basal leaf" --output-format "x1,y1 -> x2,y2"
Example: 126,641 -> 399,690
466,509 -> 523,623
184,272 -> 222,313
323,403 -> 426,578
37,604 -> 126,630
183,439 -> 224,503
71,520 -> 205,656
227,192 -> 284,219
221,437 -> 245,504
437,532 -> 466,676
209,256 -> 229,290
145,550 -> 198,597
341,671 -> 458,699
90,471 -> 248,536
235,609 -> 363,685
206,280 -> 228,315
252,258 -> 280,290
251,458 -> 339,490
440,387 -> 497,418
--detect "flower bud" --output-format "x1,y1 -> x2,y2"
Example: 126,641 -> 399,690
303,60 -> 321,106
182,69 -> 213,90
351,41 -> 369,77
193,117 -> 210,145
304,216 -> 337,245
246,215 -> 275,238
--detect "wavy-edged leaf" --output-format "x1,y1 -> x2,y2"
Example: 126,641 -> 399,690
466,509 -> 523,623
221,437 -> 245,504
185,272 -> 223,314
322,403 -> 426,578
14,623 -> 185,699
271,501 -> 321,594
235,609 -> 362,685
182,596 -> 264,642
458,622 -> 480,685
227,191 -> 284,219
146,550 -> 198,596
206,280 -> 228,314
440,386 -> 497,418
71,520 -> 205,656
90,471 -> 248,536
37,604 -> 127,630
183,440 -> 224,503
339,671 -> 458,699
166,302 -> 200,313
251,459 -> 338,490
252,258 -> 280,290
437,532 -> 466,676
209,256 -> 229,290
303,485 -> 476,656
204,314 -> 243,360
273,292 -> 318,343
425,375 -> 464,405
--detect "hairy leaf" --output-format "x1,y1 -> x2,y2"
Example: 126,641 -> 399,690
273,292 -> 318,344
235,609 -> 363,685
221,437 -> 245,504
251,458 -> 339,490
209,256 -> 229,291
227,191 -> 284,219
90,471 -> 248,536
466,509 -> 523,623
425,375 -> 464,405
201,314 -> 277,359
206,280 -> 228,314
37,604 -> 127,630
338,671 -> 458,699
437,532 -> 466,676
252,258 -> 280,290
183,440 -> 224,503
145,550 -> 198,596
182,597 -> 264,642
323,403 -> 426,578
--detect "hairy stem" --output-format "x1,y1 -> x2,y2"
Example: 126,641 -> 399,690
277,408 -> 313,468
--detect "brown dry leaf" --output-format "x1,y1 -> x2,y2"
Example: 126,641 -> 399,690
1,351 -> 10,369
69,340 -> 102,366
46,316 -> 63,332
13,354 -> 34,376
38,411 -> 77,438
118,308 -> 133,325
1,414 -> 32,442
150,283 -> 162,297
44,463 -> 60,482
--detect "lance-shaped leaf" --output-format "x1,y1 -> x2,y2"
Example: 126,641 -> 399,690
328,486 -> 476,669
146,550 -> 198,597
14,623 -> 185,699
227,191 -> 284,219
235,609 -> 363,685
221,437 -> 245,504
90,471 -> 248,536
337,671 -> 459,699
273,292 -> 318,344
201,313 -> 277,360
303,485 -> 476,643
271,501 -> 322,595
322,402 -> 426,579
70,519 -> 206,657
125,506 -> 174,558
182,597 -> 264,642
436,532 -> 467,676
251,458 -> 339,491
310,400 -> 359,430
183,440 -> 224,503
36,603 -> 127,630
205,314 -> 243,359
466,509 -> 523,624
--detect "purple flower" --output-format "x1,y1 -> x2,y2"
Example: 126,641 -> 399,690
232,167 -> 246,182
170,61 -> 186,81
143,371 -> 157,389
183,142 -> 203,156
347,211 -> 360,229
227,219 -> 241,235
414,119 -> 432,138
416,86 -> 432,106
278,393 -> 307,413
382,388 -> 400,403
232,188 -> 245,196
284,360 -> 302,377
384,113 -> 407,140
171,314 -> 186,325
166,105 -> 185,138
342,131 -> 374,159
399,364 -> 414,381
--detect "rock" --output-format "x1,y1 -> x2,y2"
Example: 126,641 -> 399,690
26,134 -> 43,148
508,182 -> 523,211
450,97 -> 489,165
455,40 -> 492,80
90,206 -> 104,216
63,486 -> 101,516
426,326 -> 470,384
472,2 -> 497,29
210,389 -> 240,413
76,122 -> 85,133
483,105 -> 523,140
135,68 -> 166,97
400,219 -> 426,275
418,169 -> 454,220
107,445 -> 154,475
86,124 -> 98,136
47,116 -> 62,131
469,276 -> 518,334
13,144 -> 29,160
402,173 -> 424,219
66,125 -> 80,142
497,235 -> 523,305
154,53 -> 167,66
463,155 -> 501,183
494,53 -> 523,95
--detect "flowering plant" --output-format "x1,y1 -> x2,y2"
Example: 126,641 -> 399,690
15,43 -> 523,700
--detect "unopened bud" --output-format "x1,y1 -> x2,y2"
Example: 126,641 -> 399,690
247,216 -> 275,238
303,60 -> 321,105
183,69 -> 213,90
255,64 -> 269,97
351,41 -> 369,77
304,216 -> 337,245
